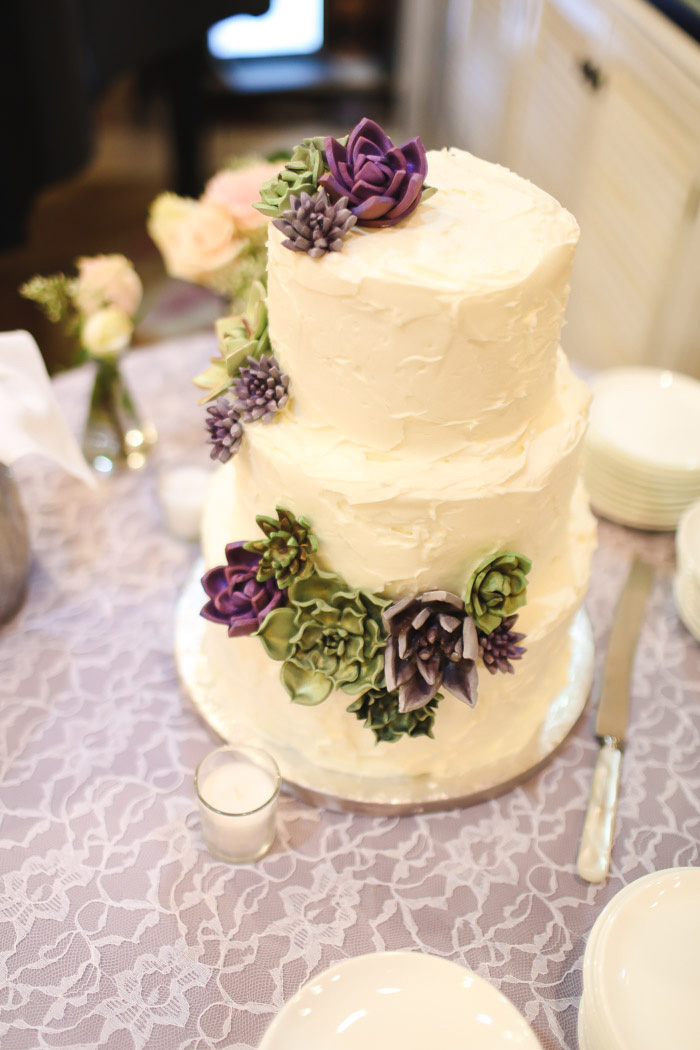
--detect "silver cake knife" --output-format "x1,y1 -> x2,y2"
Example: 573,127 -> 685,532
577,557 -> 654,884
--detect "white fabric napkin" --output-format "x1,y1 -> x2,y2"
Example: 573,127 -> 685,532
0,330 -> 95,485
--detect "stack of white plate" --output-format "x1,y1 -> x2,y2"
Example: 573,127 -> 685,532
674,500 -> 700,642
583,368 -> 700,531
579,868 -> 700,1050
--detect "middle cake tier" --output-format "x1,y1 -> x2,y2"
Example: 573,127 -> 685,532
203,352 -> 593,614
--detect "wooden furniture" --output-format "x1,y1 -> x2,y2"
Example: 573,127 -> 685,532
399,0 -> 700,375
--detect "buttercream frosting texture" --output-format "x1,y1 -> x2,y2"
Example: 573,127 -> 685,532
200,146 -> 596,781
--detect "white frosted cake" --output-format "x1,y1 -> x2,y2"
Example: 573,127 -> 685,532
195,127 -> 596,798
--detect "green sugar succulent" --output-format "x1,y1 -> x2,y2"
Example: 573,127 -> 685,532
464,552 -> 531,635
244,506 -> 318,589
254,136 -> 348,219
256,568 -> 389,705
347,686 -> 441,744
193,280 -> 270,402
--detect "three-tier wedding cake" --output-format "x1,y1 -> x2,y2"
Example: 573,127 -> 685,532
190,121 -> 596,805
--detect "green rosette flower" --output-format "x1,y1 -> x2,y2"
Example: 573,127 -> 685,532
347,686 -> 441,744
254,135 -> 348,219
193,280 -> 269,402
256,568 -> 389,705
464,552 -> 532,635
244,507 -> 318,589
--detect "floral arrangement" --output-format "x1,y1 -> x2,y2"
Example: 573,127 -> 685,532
21,254 -> 153,472
256,118 -> 435,258
21,254 -> 142,362
148,158 -> 280,307
202,505 -> 531,743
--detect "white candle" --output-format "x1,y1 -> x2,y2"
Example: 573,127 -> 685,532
195,746 -> 280,863
157,465 -> 211,541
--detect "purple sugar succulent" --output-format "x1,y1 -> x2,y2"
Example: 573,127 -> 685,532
201,542 -> 285,637
320,117 -> 428,229
233,354 -> 290,424
383,590 -> 479,713
478,615 -> 526,675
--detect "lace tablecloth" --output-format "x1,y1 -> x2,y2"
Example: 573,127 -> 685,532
1,335 -> 699,1050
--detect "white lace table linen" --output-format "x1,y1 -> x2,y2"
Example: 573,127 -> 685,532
1,336 -> 698,1050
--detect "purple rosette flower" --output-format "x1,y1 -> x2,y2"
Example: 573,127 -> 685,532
320,118 -> 428,229
201,542 -> 285,637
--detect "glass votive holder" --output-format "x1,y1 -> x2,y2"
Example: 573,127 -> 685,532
156,462 -> 212,542
195,745 -> 281,863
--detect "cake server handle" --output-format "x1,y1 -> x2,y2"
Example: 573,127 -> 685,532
576,737 -> 621,884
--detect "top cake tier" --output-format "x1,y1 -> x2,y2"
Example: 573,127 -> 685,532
267,147 -> 579,458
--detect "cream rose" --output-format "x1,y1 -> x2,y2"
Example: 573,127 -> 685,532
148,193 -> 242,281
81,306 -> 133,358
202,162 -> 279,233
74,254 -> 142,318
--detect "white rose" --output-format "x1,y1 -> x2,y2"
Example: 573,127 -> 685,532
81,306 -> 133,358
147,193 -> 242,282
74,254 -> 142,318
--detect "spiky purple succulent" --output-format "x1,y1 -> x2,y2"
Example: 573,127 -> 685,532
232,354 -> 290,424
201,542 -> 286,637
320,118 -> 428,228
205,398 -> 243,462
272,188 -> 357,257
382,590 -> 479,713
478,615 -> 526,675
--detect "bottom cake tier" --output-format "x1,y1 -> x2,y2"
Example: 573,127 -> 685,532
176,559 -> 594,813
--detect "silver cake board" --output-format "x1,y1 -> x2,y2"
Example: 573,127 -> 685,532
176,558 -> 594,815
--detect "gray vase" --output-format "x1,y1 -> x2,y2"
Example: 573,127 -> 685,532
0,464 -> 31,625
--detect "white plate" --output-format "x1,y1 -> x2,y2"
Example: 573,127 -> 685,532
677,501 -> 700,579
585,473 -> 692,513
589,494 -> 680,531
579,868 -> 700,1050
674,576 -> 700,641
259,952 -> 543,1050
588,368 -> 700,473
582,447 -> 700,498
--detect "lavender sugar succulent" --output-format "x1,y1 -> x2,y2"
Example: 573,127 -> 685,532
205,397 -> 243,462
272,188 -> 357,257
383,591 -> 479,713
478,615 -> 526,675
320,117 -> 428,228
201,542 -> 286,637
233,354 -> 290,423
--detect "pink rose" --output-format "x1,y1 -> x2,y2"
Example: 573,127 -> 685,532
202,162 -> 279,233
74,254 -> 142,318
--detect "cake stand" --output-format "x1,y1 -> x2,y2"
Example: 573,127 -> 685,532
176,559 -> 594,815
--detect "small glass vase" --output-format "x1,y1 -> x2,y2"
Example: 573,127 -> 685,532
0,464 -> 31,625
81,355 -> 156,474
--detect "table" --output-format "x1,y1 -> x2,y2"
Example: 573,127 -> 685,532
1,335 -> 698,1050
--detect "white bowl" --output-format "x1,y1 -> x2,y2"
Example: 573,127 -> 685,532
259,952 -> 543,1050
579,868 -> 700,1050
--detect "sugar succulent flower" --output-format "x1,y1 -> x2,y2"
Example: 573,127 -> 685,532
201,543 -> 286,637
254,136 -> 329,218
383,590 -> 479,712
257,568 -> 389,705
320,118 -> 428,228
244,507 -> 318,589
478,615 -> 527,674
465,553 -> 531,635
347,686 -> 441,743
